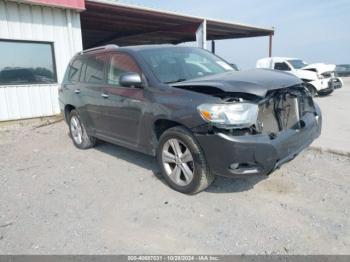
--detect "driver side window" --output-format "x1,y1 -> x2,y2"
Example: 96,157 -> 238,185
108,53 -> 141,85
274,62 -> 291,71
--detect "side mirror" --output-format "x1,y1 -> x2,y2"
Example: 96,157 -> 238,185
119,72 -> 143,88
230,63 -> 239,71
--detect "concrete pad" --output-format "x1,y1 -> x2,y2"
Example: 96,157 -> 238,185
312,77 -> 350,154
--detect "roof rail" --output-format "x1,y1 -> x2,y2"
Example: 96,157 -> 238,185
80,44 -> 118,54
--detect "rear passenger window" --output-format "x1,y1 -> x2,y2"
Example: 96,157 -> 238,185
69,58 -> 83,82
274,62 -> 291,71
84,54 -> 107,84
108,53 -> 140,85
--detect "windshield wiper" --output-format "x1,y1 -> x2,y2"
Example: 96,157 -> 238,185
165,78 -> 187,84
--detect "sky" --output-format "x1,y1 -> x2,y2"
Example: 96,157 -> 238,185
120,0 -> 350,69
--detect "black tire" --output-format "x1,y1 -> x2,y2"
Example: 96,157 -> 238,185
156,126 -> 215,194
68,110 -> 96,149
317,88 -> 334,97
306,83 -> 317,97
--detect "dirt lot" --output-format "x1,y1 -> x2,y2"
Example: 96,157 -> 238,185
0,81 -> 350,255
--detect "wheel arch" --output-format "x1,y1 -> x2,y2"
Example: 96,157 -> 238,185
64,104 -> 76,123
153,119 -> 187,140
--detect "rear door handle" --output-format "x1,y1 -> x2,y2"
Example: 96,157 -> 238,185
101,93 -> 109,99
74,89 -> 80,94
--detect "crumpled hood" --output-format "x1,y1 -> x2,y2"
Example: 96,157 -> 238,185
172,69 -> 302,98
302,63 -> 336,74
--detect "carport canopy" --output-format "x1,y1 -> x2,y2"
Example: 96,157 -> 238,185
81,0 -> 274,54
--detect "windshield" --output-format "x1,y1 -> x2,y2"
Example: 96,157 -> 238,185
287,59 -> 308,69
139,47 -> 235,84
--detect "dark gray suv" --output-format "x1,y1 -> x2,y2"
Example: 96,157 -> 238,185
59,45 -> 322,194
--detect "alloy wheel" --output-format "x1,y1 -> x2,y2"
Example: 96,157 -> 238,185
70,116 -> 83,145
162,138 -> 194,186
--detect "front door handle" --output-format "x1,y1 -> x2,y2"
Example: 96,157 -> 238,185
101,93 -> 109,99
74,89 -> 80,94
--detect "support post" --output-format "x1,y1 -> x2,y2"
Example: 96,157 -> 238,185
269,33 -> 273,57
196,20 -> 207,50
211,40 -> 216,53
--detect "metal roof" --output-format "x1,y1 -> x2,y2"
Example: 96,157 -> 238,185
81,0 -> 274,48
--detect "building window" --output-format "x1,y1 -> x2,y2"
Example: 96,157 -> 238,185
0,40 -> 57,85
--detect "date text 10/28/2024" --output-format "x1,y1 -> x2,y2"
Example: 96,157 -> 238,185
127,256 -> 220,261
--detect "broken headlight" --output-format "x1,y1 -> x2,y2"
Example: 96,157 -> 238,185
197,103 -> 258,128
317,73 -> 324,79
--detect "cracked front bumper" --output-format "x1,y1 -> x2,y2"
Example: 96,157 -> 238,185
194,111 -> 322,178
329,77 -> 343,89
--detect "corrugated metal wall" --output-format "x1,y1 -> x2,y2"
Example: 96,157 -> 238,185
0,0 -> 82,121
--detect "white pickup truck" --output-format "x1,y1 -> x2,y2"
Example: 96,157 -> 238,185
256,57 -> 343,96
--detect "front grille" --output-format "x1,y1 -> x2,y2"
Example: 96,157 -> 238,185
275,94 -> 301,130
328,78 -> 342,89
257,86 -> 315,134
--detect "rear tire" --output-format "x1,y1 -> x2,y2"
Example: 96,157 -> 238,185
69,110 -> 96,149
156,126 -> 215,194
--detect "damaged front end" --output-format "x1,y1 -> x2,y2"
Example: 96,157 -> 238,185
256,85 -> 318,135
194,84 -> 318,136
191,84 -> 322,178
301,64 -> 343,93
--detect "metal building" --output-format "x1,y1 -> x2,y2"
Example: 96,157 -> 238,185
0,0 -> 274,121
0,0 -> 83,121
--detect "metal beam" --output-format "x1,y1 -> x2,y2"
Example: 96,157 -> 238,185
196,20 -> 207,49
211,40 -> 215,53
269,33 -> 273,57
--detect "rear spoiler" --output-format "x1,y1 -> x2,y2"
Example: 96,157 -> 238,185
79,44 -> 119,55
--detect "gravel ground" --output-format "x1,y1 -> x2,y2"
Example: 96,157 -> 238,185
0,118 -> 349,255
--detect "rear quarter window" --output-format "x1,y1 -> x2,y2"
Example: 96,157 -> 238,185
68,57 -> 84,82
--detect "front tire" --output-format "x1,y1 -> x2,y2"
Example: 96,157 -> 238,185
156,126 -> 215,194
69,110 -> 96,149
317,88 -> 334,97
306,83 -> 318,97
